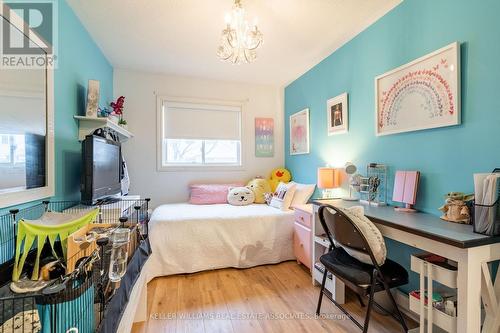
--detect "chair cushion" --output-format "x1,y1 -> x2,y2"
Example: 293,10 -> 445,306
320,247 -> 408,289
329,206 -> 387,265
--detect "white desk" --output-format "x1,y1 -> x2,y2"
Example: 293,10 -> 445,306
312,199 -> 500,333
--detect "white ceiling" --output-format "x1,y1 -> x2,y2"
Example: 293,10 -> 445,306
67,0 -> 401,86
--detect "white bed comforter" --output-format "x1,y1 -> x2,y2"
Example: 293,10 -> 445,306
118,203 -> 295,333
148,203 -> 295,276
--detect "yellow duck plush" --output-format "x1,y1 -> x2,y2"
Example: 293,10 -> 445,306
247,178 -> 272,204
269,168 -> 292,192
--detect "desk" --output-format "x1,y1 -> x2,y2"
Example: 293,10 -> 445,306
311,199 -> 500,333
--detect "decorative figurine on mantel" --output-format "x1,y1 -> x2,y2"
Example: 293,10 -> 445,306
110,96 -> 127,129
439,192 -> 474,224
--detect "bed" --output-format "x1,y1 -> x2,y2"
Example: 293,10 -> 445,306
147,203 -> 295,276
118,203 -> 296,332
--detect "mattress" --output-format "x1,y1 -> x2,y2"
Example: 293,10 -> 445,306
148,203 -> 296,276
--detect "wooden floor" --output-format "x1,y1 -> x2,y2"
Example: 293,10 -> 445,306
131,261 -> 414,333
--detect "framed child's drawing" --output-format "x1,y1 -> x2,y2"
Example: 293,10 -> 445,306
290,108 -> 309,155
375,42 -> 460,136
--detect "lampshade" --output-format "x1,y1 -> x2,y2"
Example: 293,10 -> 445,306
317,167 -> 340,189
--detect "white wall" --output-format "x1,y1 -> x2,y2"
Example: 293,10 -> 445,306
114,69 -> 284,207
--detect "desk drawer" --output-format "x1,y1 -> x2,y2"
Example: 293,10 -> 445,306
411,254 -> 457,289
295,209 -> 312,228
294,222 -> 311,269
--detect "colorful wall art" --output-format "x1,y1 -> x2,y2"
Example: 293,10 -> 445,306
375,42 -> 460,136
255,117 -> 274,157
290,108 -> 310,155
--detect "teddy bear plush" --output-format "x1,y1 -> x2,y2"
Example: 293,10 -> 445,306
227,187 -> 255,206
269,167 -> 292,192
247,178 -> 272,204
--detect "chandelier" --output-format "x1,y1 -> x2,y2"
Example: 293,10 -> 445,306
217,0 -> 263,64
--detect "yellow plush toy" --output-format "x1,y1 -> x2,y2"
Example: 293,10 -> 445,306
247,178 -> 272,204
269,167 -> 292,192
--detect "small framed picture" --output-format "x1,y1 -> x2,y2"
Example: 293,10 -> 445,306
290,108 -> 310,155
86,80 -> 100,118
327,92 -> 348,135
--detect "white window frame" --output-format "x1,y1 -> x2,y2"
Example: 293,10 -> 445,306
156,96 -> 245,172
0,12 -> 55,209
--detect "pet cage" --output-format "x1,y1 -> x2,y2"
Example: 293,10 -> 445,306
0,198 -> 150,333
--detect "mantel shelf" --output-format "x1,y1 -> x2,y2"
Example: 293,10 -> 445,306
74,116 -> 134,141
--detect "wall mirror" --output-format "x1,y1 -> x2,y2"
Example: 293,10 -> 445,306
0,13 -> 54,208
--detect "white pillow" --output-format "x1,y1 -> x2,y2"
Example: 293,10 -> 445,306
328,206 -> 387,265
290,182 -> 315,208
227,187 -> 255,206
270,182 -> 297,211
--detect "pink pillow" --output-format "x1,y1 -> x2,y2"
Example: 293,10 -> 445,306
189,183 -> 244,205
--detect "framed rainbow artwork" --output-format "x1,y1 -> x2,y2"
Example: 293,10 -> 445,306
375,42 -> 460,136
255,117 -> 274,157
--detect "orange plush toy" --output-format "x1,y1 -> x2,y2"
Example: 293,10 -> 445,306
269,167 -> 292,192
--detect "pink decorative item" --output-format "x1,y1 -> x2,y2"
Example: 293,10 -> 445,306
189,183 -> 244,205
110,96 -> 125,116
393,170 -> 420,212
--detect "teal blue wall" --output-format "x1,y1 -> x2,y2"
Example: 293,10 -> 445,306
285,0 -> 500,292
54,0 -> 113,200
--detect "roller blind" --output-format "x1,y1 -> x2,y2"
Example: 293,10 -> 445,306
163,101 -> 241,140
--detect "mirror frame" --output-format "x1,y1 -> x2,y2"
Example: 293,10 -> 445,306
0,12 -> 55,209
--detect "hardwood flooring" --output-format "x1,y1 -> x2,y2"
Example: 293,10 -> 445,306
131,261 -> 414,333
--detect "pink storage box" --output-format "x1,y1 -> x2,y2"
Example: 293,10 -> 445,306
189,183 -> 244,205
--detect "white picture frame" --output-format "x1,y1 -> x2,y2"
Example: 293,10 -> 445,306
327,92 -> 348,135
375,42 -> 461,136
0,15 -> 55,209
290,108 -> 309,155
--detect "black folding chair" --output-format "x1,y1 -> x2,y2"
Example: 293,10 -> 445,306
316,204 -> 409,333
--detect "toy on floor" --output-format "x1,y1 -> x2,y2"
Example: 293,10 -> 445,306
247,178 -> 271,204
269,167 -> 291,192
227,187 -> 255,206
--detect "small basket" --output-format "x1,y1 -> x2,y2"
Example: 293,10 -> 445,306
471,168 -> 500,236
472,199 -> 500,236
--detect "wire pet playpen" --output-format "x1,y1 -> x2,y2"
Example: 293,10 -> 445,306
0,198 -> 150,333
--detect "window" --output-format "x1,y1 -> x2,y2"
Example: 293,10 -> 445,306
0,134 -> 26,165
158,98 -> 242,169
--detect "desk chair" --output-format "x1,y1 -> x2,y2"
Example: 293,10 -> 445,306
316,204 -> 409,333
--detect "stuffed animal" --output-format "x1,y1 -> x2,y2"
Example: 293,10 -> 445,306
247,178 -> 272,204
227,187 -> 255,206
439,192 -> 474,224
269,167 -> 292,192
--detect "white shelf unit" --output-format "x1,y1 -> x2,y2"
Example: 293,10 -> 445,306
74,116 -> 134,141
410,253 -> 458,333
311,206 -> 345,303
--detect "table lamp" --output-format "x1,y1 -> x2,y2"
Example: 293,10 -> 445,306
317,167 -> 340,199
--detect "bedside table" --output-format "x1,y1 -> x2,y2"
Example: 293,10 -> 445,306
293,204 -> 313,270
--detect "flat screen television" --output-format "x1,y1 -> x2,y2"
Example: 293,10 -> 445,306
81,135 -> 122,203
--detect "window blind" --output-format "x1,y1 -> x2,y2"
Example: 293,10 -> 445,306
163,101 -> 241,140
